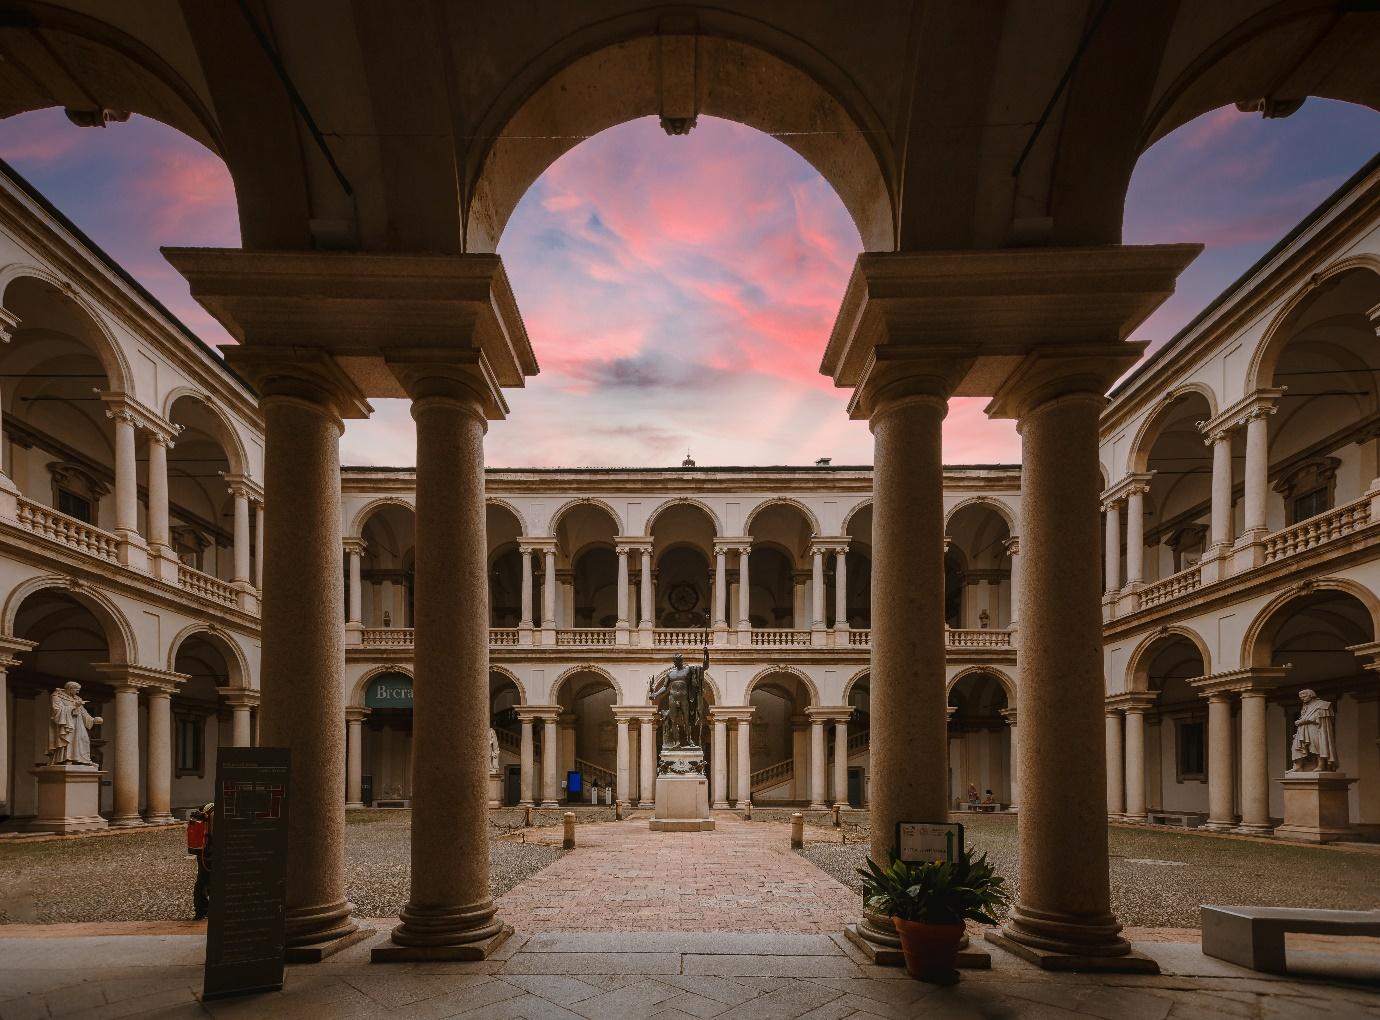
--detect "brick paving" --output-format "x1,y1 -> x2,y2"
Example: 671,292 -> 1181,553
497,818 -> 860,933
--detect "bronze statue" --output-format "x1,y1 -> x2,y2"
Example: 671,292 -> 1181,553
648,645 -> 709,753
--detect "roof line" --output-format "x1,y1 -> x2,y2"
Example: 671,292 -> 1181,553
341,463 -> 1021,472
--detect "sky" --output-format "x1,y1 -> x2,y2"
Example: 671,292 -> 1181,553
0,100 -> 1376,467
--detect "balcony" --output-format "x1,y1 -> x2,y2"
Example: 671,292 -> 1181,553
556,628 -> 615,646
16,497 -> 119,562
749,628 -> 812,647
1139,563 -> 1202,609
176,562 -> 238,608
1263,496 -> 1371,565
946,628 -> 1013,648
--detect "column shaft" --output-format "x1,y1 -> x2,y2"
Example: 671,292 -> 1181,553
147,438 -> 170,551
145,691 -> 172,823
1105,712 -> 1125,816
1001,393 -> 1130,959
1243,412 -> 1270,534
112,414 -> 139,538
542,550 -> 556,627
1104,502 -> 1121,593
1206,694 -> 1235,829
834,550 -> 848,630
615,718 -> 630,805
0,669 -> 6,814
111,685 -> 142,826
833,719 -> 848,807
259,393 -> 355,948
1124,709 -> 1147,819
811,548 -> 825,628
1007,542 -> 1021,626
713,548 -> 727,627
519,720 -> 534,805
616,549 -> 630,628
1238,691 -> 1272,833
712,717 -> 728,808
1125,489 -> 1145,586
1209,433 -> 1234,547
347,549 -> 362,625
232,706 -> 252,747
639,717 -> 656,806
519,549 -> 533,627
233,491 -> 251,582
542,717 -> 559,807
346,719 -> 364,807
639,550 -> 653,630
738,549 -> 751,629
255,503 -> 265,589
736,716 -> 752,807
809,719 -> 826,808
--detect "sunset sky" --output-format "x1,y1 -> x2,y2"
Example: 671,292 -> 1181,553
0,100 -> 1376,467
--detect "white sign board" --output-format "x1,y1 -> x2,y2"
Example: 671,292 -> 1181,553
896,822 -> 963,863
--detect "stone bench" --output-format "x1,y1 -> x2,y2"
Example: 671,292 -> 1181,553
1147,810 -> 1204,828
1201,905 -> 1380,973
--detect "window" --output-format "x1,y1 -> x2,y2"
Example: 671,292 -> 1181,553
176,714 -> 205,777
1274,456 -> 1339,525
1292,487 -> 1329,523
56,487 -> 92,523
1175,718 -> 1205,782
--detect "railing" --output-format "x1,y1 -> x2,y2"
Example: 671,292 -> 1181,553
495,727 -> 520,752
653,628 -> 711,647
1138,563 -> 1203,609
556,628 -> 616,646
946,628 -> 1013,648
750,628 -> 812,647
848,629 -> 871,646
15,497 -> 120,562
491,628 -> 519,646
361,627 -> 414,646
1263,497 -> 1372,565
177,563 -> 237,607
575,756 -> 616,788
751,758 -> 794,792
847,728 -> 870,755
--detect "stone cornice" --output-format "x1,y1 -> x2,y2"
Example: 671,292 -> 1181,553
345,706 -> 371,722
98,392 -> 179,442
519,538 -> 557,554
1105,692 -> 1158,712
92,663 -> 189,693
515,704 -> 561,721
1199,389 -> 1286,440
806,705 -> 854,722
223,689 -> 261,708
224,473 -> 264,503
1100,472 -> 1154,508
710,706 -> 755,720
615,536 -> 653,553
1189,666 -> 1291,697
343,537 -> 367,555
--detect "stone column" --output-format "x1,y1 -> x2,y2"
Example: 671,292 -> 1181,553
613,714 -> 630,806
519,546 -> 534,630
346,541 -> 363,626
1105,710 -> 1125,816
737,546 -> 751,634
230,696 -> 255,747
255,385 -> 358,953
255,501 -> 265,590
834,548 -> 849,634
1238,690 -> 1272,834
518,715 -> 534,806
735,711 -> 753,807
542,548 -> 557,640
639,712 -> 656,807
145,689 -> 173,824
110,683 -> 143,827
811,545 -> 826,631
1002,708 -> 1020,805
833,714 -> 849,808
232,484 -> 252,584
107,406 -> 147,568
542,715 -> 559,807
387,379 -> 505,954
1125,485 -> 1146,587
1205,693 -> 1236,830
1004,537 -> 1021,627
147,433 -> 173,571
1123,705 -> 1147,821
345,708 -> 367,808
615,545 -> 630,634
1242,407 -> 1273,538
711,713 -> 729,808
997,391 -> 1139,965
713,544 -> 728,628
639,548 -> 654,638
1207,429 -> 1234,549
1104,499 -> 1121,594
808,713 -> 827,809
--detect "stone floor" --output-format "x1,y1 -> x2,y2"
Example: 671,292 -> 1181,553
1,923 -> 1378,1019
498,819 -> 858,933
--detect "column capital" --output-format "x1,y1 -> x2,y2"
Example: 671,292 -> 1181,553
1101,473 -> 1154,507
610,705 -> 652,722
1105,691 -> 1157,714
98,392 -> 179,441
92,662 -> 188,693
806,705 -> 853,723
1002,535 -> 1020,556
345,705 -> 371,723
343,536 -> 368,555
615,535 -> 653,553
1346,640 -> 1380,671
710,706 -> 755,721
519,538 -> 557,555
809,538 -> 851,555
0,305 -> 19,343
715,537 -> 752,553
1199,388 -> 1286,439
1000,707 -> 1018,724
515,704 -> 561,722
223,347 -> 372,422
224,689 -> 261,709
0,635 -> 36,666
224,473 -> 264,503
386,354 -> 505,422
1190,666 -> 1291,697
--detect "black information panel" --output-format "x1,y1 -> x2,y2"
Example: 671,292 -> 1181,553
203,747 -> 291,1001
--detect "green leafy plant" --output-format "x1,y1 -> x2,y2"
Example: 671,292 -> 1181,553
857,848 -> 1010,925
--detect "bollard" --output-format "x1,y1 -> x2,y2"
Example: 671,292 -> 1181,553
615,799 -> 623,821
744,801 -> 752,820
562,811 -> 576,849
832,804 -> 841,827
790,812 -> 804,849
524,805 -> 533,827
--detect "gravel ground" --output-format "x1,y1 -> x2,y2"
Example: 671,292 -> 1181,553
798,814 -> 1380,927
0,810 -> 564,924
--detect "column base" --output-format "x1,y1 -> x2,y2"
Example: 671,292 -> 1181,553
711,800 -> 730,810
807,802 -> 827,810
638,799 -> 654,809
285,926 -> 373,963
108,814 -> 145,828
1231,532 -> 1267,573
1200,820 -> 1237,833
1121,812 -> 1146,823
845,915 -> 990,969
345,801 -> 365,810
374,924 -> 512,962
988,906 -> 1158,973
143,813 -> 176,825
374,899 -> 507,960
1233,823 -> 1274,836
115,532 -> 149,571
539,800 -> 559,808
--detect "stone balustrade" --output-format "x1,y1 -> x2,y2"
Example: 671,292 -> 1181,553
556,628 -> 615,646
490,628 -> 519,646
1263,496 -> 1372,564
1139,563 -> 1203,609
751,757 -> 793,791
653,627 -> 711,647
16,497 -> 120,562
176,562 -> 238,607
749,628 -> 812,647
847,628 -> 871,646
361,627 -> 415,646
947,627 -> 1013,647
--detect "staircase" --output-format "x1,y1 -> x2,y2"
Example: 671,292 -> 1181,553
750,758 -> 794,796
575,757 -> 616,788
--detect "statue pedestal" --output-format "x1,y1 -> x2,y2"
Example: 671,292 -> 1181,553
27,764 -> 109,834
650,748 -> 714,832
1275,771 -> 1356,844
488,770 -> 502,808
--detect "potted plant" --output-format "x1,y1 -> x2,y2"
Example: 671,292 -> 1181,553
857,848 -> 1010,983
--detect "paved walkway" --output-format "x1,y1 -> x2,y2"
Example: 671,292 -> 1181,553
1,924 -> 1378,1018
498,819 -> 858,933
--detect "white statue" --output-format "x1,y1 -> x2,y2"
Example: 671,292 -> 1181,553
1290,689 -> 1338,772
488,727 -> 500,773
46,682 -> 101,766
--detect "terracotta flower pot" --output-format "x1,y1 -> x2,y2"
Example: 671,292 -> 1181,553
891,916 -> 964,983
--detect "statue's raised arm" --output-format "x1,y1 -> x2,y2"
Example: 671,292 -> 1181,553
702,644 -> 710,671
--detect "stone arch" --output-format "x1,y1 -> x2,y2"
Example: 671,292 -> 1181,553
349,663 -> 415,708
1126,384 -> 1220,476
163,386 -> 250,477
946,666 -> 1016,705
1248,257 -> 1380,393
646,497 -> 723,536
463,21 -> 894,253
350,496 -> 417,538
486,497 -> 529,536
1241,577 -> 1380,669
3,574 -> 136,665
0,264 -> 134,397
551,663 -> 623,706
745,664 -> 819,706
744,497 -> 820,536
1125,626 -> 1212,692
488,664 -> 527,705
841,499 -> 873,532
549,497 -> 623,536
166,622 -> 250,690
944,496 -> 1017,534
842,667 -> 870,703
